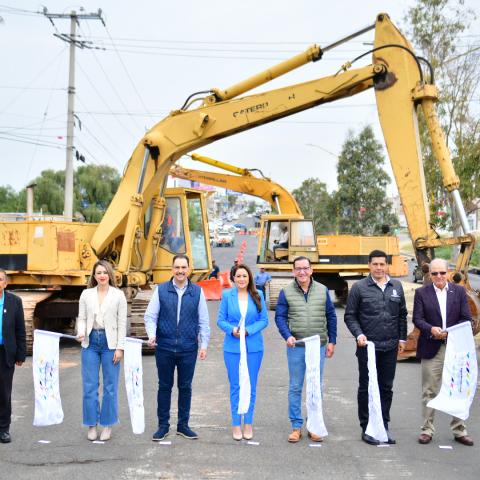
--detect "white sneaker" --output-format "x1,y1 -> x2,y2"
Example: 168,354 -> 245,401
100,427 -> 111,441
87,426 -> 97,441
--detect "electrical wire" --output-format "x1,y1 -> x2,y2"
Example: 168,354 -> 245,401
80,46 -> 143,135
76,94 -> 127,161
0,135 -> 63,148
101,24 -> 154,121
76,61 -> 138,141
0,47 -> 67,113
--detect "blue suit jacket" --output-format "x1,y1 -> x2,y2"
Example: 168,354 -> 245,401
217,288 -> 268,353
412,282 -> 472,360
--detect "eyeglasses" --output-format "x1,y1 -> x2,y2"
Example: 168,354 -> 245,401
431,271 -> 447,276
294,267 -> 311,272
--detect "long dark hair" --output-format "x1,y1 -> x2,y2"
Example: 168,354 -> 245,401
88,260 -> 117,288
232,263 -> 262,312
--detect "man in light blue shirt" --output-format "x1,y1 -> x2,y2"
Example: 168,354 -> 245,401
254,267 -> 272,298
144,254 -> 210,442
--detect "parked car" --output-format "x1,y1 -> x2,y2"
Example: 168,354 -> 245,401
234,223 -> 247,232
224,224 -> 238,233
214,230 -> 235,247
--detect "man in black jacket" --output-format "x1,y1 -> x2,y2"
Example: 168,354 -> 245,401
0,269 -> 26,444
344,250 -> 407,445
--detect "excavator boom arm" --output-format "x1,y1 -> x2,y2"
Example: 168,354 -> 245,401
170,164 -> 302,215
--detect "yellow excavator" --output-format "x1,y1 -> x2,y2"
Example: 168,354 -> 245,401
1,12 -> 478,352
170,154 -> 406,307
0,186 -> 211,352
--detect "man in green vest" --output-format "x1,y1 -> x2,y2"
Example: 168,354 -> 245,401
275,256 -> 337,443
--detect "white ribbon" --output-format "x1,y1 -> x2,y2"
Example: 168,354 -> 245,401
300,335 -> 328,437
124,337 -> 145,434
427,321 -> 478,420
32,330 -> 64,426
365,341 -> 388,442
237,315 -> 251,414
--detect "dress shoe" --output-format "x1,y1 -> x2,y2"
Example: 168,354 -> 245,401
152,426 -> 169,441
385,430 -> 396,445
454,435 -> 474,446
307,431 -> 323,442
288,428 -> 302,443
99,427 -> 111,441
232,426 -> 242,441
362,432 -> 380,445
176,425 -> 198,439
243,424 -> 253,440
87,426 -> 97,441
0,431 -> 11,444
418,433 -> 432,444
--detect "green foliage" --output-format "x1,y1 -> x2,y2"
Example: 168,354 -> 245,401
227,195 -> 237,208
292,178 -> 335,234
246,201 -> 256,214
25,169 -> 66,215
0,165 -> 120,220
0,185 -> 19,212
335,126 -> 398,235
404,0 -> 479,229
75,165 -> 121,221
187,198 -> 202,233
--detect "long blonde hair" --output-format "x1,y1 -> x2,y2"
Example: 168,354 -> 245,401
87,260 -> 117,288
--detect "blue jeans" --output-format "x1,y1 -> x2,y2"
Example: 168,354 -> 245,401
287,344 -> 326,429
81,330 -> 120,427
224,351 -> 263,426
155,348 -> 198,428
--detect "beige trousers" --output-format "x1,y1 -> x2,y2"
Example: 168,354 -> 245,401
421,344 -> 467,437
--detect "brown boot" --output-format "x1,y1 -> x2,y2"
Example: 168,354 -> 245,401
308,431 -> 323,442
288,428 -> 302,443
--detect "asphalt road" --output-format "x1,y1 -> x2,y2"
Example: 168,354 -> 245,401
1,231 -> 478,480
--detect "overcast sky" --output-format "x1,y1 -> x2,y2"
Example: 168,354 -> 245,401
0,1 -> 478,200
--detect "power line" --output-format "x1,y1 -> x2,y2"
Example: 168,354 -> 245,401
0,135 -> 63,149
0,86 -> 65,91
101,24 -> 154,121
76,61 -> 138,141
0,47 -> 67,113
81,46 -> 143,134
76,94 -> 127,161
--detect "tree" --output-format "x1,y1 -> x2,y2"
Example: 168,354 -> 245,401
12,165 -> 121,220
0,186 -> 19,212
246,201 -> 256,214
17,169 -> 66,215
75,165 -> 121,222
335,126 -> 398,235
404,0 -> 479,229
292,178 -> 335,234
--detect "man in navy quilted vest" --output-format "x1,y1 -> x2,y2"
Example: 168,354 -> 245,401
144,254 -> 210,441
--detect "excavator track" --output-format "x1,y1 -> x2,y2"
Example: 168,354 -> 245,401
267,277 -> 292,310
129,289 -> 155,354
15,291 -> 54,355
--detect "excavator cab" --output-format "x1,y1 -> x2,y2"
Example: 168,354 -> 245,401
144,188 -> 211,283
257,215 -> 318,264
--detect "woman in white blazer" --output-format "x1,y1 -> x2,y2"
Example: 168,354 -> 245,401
76,260 -> 127,441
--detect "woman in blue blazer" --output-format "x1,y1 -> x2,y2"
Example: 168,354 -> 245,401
217,263 -> 268,441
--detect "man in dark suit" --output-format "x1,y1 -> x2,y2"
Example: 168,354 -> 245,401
413,258 -> 474,446
0,269 -> 26,444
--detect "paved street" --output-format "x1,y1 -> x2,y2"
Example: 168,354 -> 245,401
1,232 -> 478,479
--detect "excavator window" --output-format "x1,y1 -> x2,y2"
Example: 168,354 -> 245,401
290,220 -> 316,247
159,197 -> 186,254
187,197 -> 209,270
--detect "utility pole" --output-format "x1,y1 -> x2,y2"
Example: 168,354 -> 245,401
43,8 -> 105,220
